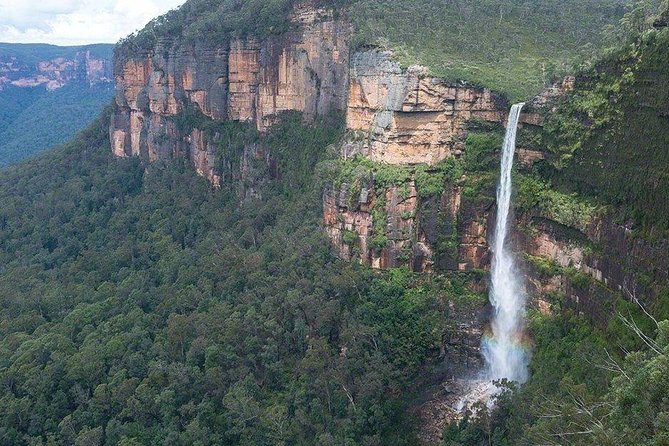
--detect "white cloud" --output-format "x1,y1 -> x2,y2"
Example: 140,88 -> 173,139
0,0 -> 185,46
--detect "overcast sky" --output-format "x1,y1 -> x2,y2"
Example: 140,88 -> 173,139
0,0 -> 185,46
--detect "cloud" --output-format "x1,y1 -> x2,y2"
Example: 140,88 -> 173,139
0,0 -> 184,45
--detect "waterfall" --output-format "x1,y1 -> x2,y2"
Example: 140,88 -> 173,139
482,103 -> 529,384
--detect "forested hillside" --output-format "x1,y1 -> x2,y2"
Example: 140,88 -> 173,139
0,109 -> 484,445
350,0 -> 630,99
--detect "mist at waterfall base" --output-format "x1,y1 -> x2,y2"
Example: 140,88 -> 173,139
481,103 -> 530,385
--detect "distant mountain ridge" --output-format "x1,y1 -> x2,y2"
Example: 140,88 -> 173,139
0,43 -> 114,166
0,43 -> 113,90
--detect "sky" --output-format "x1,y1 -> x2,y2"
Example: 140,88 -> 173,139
0,0 -> 185,46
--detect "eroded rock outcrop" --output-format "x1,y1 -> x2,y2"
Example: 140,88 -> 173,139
531,76 -> 576,109
322,50 -> 524,272
321,46 -> 568,273
345,50 -> 509,165
323,179 -> 436,271
111,3 -> 350,184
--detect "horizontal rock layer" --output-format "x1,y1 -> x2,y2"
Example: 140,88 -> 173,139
110,4 -> 350,184
345,50 -> 509,165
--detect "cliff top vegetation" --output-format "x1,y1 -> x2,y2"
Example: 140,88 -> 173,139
114,0 -> 668,100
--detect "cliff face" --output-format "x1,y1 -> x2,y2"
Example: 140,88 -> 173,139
321,48 -> 555,273
110,3 -> 652,313
323,179 -> 434,270
322,53 -> 660,327
345,50 -> 508,165
0,49 -> 112,91
323,50 -> 532,272
111,2 -> 549,272
521,213 -> 669,323
111,3 -> 350,185
323,176 -> 497,273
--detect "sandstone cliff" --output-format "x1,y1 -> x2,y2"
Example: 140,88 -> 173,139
107,0 -> 667,308
110,2 -> 645,311
110,2 -> 549,274
520,212 -> 669,324
110,3 -> 350,185
344,50 -> 508,165
321,51 -> 656,331
322,50 -> 546,273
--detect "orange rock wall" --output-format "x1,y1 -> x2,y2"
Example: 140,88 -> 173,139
323,180 -> 435,271
111,3 -> 350,185
345,51 -> 509,165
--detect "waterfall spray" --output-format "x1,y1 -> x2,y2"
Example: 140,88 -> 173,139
482,103 -> 529,384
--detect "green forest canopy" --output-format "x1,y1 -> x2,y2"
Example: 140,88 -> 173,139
0,109 -> 477,445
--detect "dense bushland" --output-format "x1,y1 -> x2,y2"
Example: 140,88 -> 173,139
540,26 -> 669,232
0,110 -> 479,445
350,0 -> 631,100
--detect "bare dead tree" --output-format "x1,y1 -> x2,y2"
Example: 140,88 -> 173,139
583,348 -> 631,381
618,312 -> 662,355
622,280 -> 659,328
